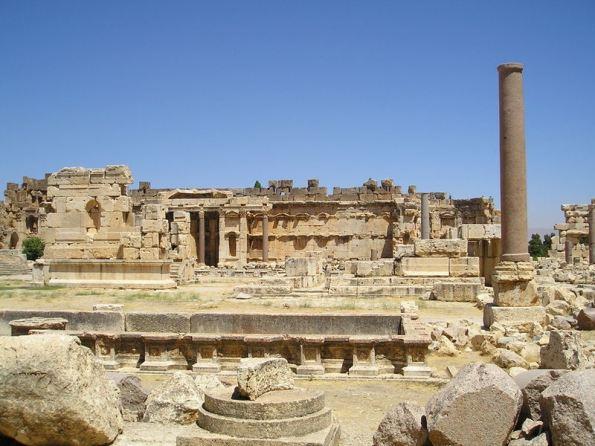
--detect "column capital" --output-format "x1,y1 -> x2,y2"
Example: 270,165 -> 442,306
498,62 -> 523,73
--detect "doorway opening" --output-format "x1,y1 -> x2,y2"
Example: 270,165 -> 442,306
204,211 -> 219,266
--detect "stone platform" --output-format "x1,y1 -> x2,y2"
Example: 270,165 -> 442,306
177,387 -> 340,446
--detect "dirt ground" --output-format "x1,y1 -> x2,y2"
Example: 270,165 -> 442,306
0,276 -> 483,324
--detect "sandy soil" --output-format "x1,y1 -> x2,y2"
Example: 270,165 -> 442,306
0,277 -> 483,324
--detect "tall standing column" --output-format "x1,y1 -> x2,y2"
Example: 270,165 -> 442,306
198,210 -> 206,265
485,62 -> 543,327
498,63 -> 530,262
262,213 -> 269,262
421,193 -> 430,239
589,199 -> 595,265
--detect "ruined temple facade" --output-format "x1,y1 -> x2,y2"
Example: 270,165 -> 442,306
1,165 -> 502,285
550,203 -> 592,264
0,176 -> 48,250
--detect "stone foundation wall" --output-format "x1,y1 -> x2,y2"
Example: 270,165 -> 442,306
1,310 -> 432,377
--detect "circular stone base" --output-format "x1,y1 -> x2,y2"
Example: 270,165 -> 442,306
203,387 -> 325,420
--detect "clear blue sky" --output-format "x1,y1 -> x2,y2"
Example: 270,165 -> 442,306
1,1 -> 594,231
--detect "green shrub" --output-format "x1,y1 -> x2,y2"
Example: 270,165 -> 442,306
254,180 -> 262,189
22,236 -> 45,260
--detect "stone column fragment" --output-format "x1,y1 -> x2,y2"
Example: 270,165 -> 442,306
421,193 -> 430,240
498,63 -> 530,262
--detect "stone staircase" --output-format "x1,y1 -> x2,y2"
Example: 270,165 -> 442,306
0,249 -> 31,276
169,262 -> 182,282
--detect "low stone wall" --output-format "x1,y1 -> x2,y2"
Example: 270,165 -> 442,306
3,310 -> 432,377
0,309 -> 125,335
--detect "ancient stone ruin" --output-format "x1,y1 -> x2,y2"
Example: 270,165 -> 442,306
0,62 -> 593,446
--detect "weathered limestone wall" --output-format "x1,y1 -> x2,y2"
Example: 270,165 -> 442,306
3,168 -> 500,274
0,176 -> 48,250
42,166 -> 134,260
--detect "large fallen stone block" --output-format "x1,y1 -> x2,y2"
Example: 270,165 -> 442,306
540,368 -> 595,446
143,372 -> 203,424
237,357 -> 295,400
513,369 -> 567,421
0,334 -> 123,446
373,402 -> 427,446
540,330 -> 591,370
426,363 -> 522,446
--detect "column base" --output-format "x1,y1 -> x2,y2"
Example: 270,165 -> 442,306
492,261 -> 540,307
483,303 -> 546,328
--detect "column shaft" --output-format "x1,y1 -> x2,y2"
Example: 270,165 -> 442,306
498,63 -> 530,262
262,214 -> 269,262
198,210 -> 205,265
421,193 -> 430,239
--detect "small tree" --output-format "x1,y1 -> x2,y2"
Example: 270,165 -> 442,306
254,180 -> 262,189
543,232 -> 555,252
22,236 -> 45,261
528,233 -> 546,259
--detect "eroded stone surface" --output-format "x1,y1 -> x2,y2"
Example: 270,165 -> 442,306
0,334 -> 123,446
540,330 -> 591,370
426,363 -> 522,446
513,369 -> 567,421
107,372 -> 148,422
237,358 -> 295,400
373,402 -> 427,446
143,372 -> 203,424
540,368 -> 595,446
